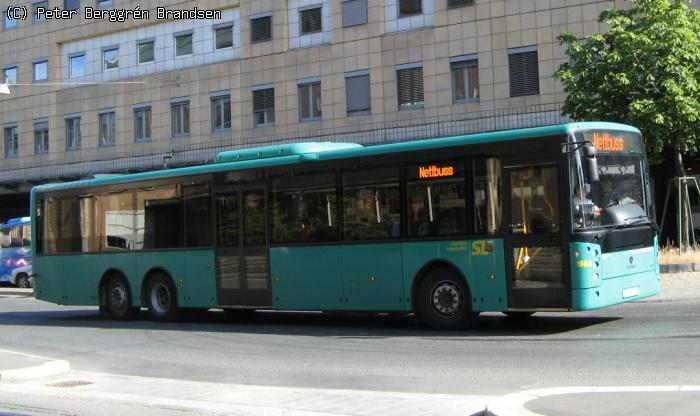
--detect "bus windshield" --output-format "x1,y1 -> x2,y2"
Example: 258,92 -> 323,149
571,130 -> 650,230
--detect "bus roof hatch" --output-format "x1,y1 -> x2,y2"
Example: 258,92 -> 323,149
215,142 -> 363,163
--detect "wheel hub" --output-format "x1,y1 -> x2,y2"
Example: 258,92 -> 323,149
151,283 -> 170,313
109,286 -> 127,311
431,281 -> 463,316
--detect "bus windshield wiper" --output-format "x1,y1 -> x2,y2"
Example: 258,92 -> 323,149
605,215 -> 653,231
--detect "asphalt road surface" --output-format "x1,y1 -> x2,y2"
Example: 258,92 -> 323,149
1,290 -> 699,397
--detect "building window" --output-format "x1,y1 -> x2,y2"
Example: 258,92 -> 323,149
33,61 -> 48,82
214,24 -> 233,50
3,67 -> 17,84
138,41 -> 154,64
175,33 -> 193,56
34,120 -> 49,154
447,0 -> 473,7
300,7 -> 322,35
99,111 -> 115,147
298,81 -> 321,122
251,15 -> 272,43
451,57 -> 479,102
103,48 -> 118,70
253,87 -> 275,127
342,0 -> 367,27
345,72 -> 370,116
134,106 -> 151,142
171,101 -> 190,136
398,0 -> 422,17
211,94 -> 231,132
65,117 -> 81,150
69,54 -> 85,78
4,126 -> 18,159
64,0 -> 80,11
33,1 -> 48,23
4,8 -> 18,29
508,46 -> 540,97
397,65 -> 423,109
97,0 -> 113,7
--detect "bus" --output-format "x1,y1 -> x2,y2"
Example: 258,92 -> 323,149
0,217 -> 32,288
30,122 -> 660,329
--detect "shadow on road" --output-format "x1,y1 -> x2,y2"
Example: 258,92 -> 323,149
0,302 -> 620,338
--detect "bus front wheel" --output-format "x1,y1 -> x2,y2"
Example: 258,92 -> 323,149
104,277 -> 137,321
146,274 -> 181,322
416,268 -> 478,330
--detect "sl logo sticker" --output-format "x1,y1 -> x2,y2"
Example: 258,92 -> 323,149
471,240 -> 494,256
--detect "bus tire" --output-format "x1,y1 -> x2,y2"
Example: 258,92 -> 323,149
105,276 -> 137,321
15,274 -> 30,289
416,267 -> 478,330
146,273 -> 181,322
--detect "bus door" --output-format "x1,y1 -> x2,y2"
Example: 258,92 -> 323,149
214,186 -> 271,307
503,163 -> 569,309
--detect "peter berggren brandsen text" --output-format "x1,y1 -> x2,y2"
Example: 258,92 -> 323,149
32,6 -> 222,22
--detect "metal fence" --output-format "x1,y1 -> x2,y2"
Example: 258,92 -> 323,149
0,103 -> 569,184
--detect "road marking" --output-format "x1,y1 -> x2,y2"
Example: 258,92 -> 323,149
0,349 -> 70,381
487,385 -> 700,416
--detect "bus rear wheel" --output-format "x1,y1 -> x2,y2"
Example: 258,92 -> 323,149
416,268 -> 478,330
15,274 -> 30,289
104,277 -> 137,321
146,274 -> 181,322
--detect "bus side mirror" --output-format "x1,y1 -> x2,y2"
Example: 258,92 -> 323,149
583,144 -> 600,183
0,235 -> 11,248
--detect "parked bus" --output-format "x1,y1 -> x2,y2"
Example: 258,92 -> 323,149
0,217 -> 32,288
30,122 -> 660,329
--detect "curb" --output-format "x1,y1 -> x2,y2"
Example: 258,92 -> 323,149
660,263 -> 700,273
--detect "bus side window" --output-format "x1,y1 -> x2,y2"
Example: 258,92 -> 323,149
342,167 -> 400,241
473,157 -> 501,235
271,172 -> 339,244
406,160 -> 466,237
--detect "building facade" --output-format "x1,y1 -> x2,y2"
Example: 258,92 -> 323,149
0,0 -> 642,218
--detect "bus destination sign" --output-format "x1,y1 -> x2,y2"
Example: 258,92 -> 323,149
592,131 -> 625,152
419,164 -> 454,179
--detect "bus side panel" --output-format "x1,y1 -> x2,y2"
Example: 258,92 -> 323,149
33,256 -> 64,304
340,243 -> 405,311
270,246 -> 344,310
401,239 -> 507,313
62,255 -> 98,305
467,239 -> 507,312
135,251 -> 217,309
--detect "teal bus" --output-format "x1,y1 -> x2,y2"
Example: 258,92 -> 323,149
30,122 -> 660,329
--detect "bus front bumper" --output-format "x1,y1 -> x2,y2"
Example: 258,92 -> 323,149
571,268 -> 661,311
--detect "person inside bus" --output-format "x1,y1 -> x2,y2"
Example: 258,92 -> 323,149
573,185 -> 601,227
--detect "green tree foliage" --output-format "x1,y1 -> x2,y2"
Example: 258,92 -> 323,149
554,0 -> 700,176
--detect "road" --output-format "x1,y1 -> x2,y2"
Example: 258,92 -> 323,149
1,289 -> 699,398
